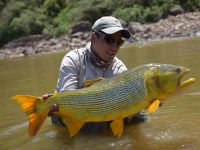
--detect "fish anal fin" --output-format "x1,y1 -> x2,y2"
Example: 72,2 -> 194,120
84,77 -> 104,88
147,99 -> 161,113
54,112 -> 84,137
110,118 -> 124,137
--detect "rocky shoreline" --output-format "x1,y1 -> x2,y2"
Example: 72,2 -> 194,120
0,12 -> 200,60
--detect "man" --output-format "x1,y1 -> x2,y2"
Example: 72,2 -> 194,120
47,16 -> 145,133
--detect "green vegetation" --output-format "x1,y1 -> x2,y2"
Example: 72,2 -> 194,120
0,0 -> 200,47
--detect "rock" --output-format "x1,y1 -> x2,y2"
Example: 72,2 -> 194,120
0,12 -> 200,59
118,19 -> 128,27
169,5 -> 184,16
128,22 -> 143,34
71,32 -> 84,38
71,21 -> 91,34
49,38 -> 59,45
22,47 -> 35,55
196,31 -> 200,36
0,53 -> 6,59
54,43 -> 63,50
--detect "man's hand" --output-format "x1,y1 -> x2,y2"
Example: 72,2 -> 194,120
41,93 -> 65,126
41,93 -> 58,116
42,93 -> 53,100
48,104 -> 59,116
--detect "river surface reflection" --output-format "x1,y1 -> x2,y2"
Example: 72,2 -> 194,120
0,37 -> 200,150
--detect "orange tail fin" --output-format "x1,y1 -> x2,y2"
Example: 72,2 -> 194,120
12,95 -> 48,137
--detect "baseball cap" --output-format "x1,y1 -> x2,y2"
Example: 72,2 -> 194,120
92,16 -> 130,39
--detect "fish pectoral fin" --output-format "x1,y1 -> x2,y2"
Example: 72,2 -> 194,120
147,99 -> 161,113
54,112 -> 84,137
110,118 -> 124,137
84,77 -> 104,88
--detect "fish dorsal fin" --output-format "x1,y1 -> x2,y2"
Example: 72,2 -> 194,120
147,99 -> 161,113
110,118 -> 124,137
84,77 -> 104,88
54,112 -> 84,137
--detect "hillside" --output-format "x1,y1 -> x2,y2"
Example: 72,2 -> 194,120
0,12 -> 199,59
0,0 -> 200,47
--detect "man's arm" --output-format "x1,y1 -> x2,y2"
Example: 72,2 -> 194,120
47,51 -> 81,126
56,51 -> 80,92
42,56 -> 78,99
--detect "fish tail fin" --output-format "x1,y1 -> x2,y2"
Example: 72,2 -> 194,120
12,95 -> 48,137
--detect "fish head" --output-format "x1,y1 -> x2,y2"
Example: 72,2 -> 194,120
146,64 -> 196,100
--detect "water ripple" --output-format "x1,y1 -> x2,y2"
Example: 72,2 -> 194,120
0,121 -> 28,136
188,91 -> 200,96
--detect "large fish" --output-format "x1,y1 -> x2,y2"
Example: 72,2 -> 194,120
12,63 -> 196,137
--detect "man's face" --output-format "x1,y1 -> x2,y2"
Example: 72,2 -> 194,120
92,31 -> 124,62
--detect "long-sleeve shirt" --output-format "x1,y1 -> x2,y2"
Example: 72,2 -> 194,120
56,42 -> 127,92
53,43 -> 145,130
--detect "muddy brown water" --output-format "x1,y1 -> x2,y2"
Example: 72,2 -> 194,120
0,37 -> 200,150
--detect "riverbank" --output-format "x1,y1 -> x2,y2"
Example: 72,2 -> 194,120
0,12 -> 199,60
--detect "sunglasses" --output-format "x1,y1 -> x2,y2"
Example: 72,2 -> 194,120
95,31 -> 124,46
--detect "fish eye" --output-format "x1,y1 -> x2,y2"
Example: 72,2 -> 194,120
175,68 -> 181,73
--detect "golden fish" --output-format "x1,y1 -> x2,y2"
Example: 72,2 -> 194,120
12,63 -> 196,137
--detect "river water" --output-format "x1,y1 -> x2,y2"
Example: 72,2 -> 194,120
0,37 -> 200,150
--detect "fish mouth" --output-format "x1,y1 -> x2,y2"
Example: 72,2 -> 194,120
179,68 -> 196,89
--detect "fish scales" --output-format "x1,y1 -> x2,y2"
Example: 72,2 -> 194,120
48,66 -> 149,120
12,63 -> 196,137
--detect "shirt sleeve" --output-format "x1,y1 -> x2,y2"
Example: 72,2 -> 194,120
116,62 -> 128,73
56,51 -> 80,92
112,57 -> 128,75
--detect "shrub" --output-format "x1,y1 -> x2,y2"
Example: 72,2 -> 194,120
43,7 -> 81,36
143,5 -> 163,22
113,5 -> 144,23
0,1 -> 5,11
43,0 -> 66,17
10,9 -> 44,35
0,0 -> 200,47
0,22 -> 13,47
177,0 -> 200,11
